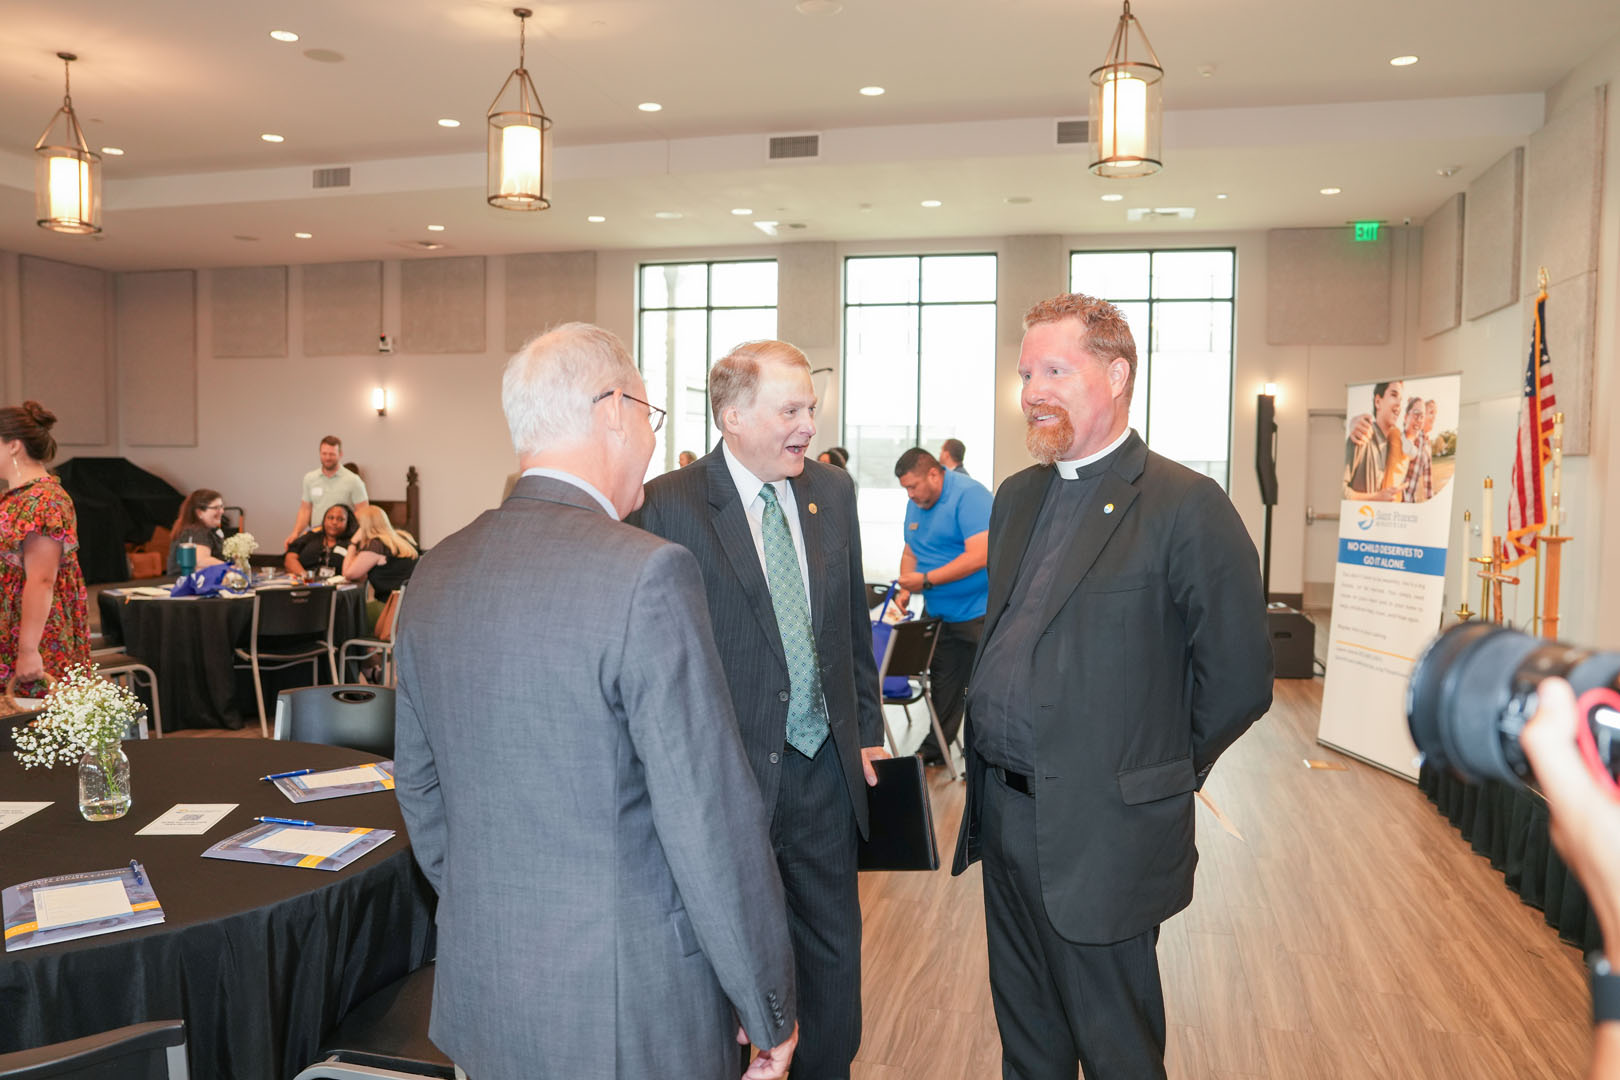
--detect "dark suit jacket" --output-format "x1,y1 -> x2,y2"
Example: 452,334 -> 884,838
630,450 -> 884,836
951,433 -> 1273,943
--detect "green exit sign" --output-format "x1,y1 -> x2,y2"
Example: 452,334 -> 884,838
1353,221 -> 1381,242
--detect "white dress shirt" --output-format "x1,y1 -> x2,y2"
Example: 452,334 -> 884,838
520,467 -> 618,520
1055,427 -> 1133,479
721,442 -> 813,615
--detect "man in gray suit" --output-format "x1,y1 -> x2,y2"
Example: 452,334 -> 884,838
630,340 -> 887,1080
393,323 -> 799,1080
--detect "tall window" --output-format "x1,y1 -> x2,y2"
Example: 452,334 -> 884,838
638,260 -> 778,474
1070,249 -> 1235,487
843,254 -> 996,578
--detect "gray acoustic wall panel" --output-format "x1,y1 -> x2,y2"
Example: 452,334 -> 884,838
1464,147 -> 1523,320
1525,86 -> 1607,292
19,255 -> 109,445
1265,229 -> 1392,345
505,251 -> 596,352
401,256 -> 486,354
999,235 -> 1067,344
1543,272 -> 1597,457
212,266 -> 287,358
1418,194 -> 1464,339
117,270 -> 197,447
778,243 -> 839,349
302,261 -> 381,356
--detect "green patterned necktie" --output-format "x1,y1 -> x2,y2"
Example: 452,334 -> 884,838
759,484 -> 829,756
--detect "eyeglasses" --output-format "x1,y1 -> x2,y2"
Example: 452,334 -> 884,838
592,388 -> 666,434
204,503 -> 225,512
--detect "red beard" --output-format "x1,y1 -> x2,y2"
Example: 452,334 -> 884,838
1024,404 -> 1076,466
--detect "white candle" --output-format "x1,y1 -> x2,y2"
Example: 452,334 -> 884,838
1549,413 -> 1564,532
1481,478 -> 1494,559
1460,510 -> 1472,600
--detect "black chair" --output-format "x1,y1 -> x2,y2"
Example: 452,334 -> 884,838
274,686 -> 395,757
292,965 -> 454,1080
0,1020 -> 189,1080
866,582 -> 894,610
878,617 -> 958,780
232,586 -> 339,736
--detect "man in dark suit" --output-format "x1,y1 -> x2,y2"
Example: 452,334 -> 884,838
393,323 -> 799,1080
631,339 -> 888,1080
952,294 -> 1273,1078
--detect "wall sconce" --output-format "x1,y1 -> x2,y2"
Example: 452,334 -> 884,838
1263,381 -> 1279,402
372,387 -> 390,416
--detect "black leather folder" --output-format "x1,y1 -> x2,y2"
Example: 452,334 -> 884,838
857,755 -> 940,872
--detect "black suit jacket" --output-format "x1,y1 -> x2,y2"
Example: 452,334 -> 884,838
951,433 -> 1273,943
630,451 -> 884,836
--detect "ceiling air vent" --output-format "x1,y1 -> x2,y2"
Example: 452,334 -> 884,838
768,134 -> 820,161
1055,119 -> 1089,145
1126,207 -> 1197,222
312,167 -> 351,189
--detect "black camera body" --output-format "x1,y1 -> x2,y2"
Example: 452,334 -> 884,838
1406,622 -> 1620,787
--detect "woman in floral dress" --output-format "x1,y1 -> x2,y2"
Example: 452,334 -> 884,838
1,401 -> 90,697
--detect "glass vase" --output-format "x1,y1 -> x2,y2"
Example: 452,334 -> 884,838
78,744 -> 131,821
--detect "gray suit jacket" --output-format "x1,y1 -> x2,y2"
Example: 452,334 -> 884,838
393,475 -> 795,1080
629,452 -> 884,835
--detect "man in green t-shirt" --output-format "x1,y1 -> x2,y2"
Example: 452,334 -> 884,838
284,435 -> 370,548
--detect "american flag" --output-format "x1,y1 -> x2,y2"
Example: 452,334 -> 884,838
1505,290 -> 1556,567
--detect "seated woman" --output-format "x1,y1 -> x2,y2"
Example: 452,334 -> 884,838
166,489 -> 227,577
284,504 -> 355,578
341,504 -> 420,600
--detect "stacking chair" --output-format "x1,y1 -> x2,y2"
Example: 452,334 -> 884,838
0,1019 -> 189,1080
878,617 -> 959,780
338,584 -> 407,688
274,686 -> 396,757
233,586 -> 339,736
292,964 -> 454,1080
97,660 -> 161,739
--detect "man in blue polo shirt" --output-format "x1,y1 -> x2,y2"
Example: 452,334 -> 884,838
893,447 -> 991,766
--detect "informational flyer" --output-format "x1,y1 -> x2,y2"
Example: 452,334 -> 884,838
1319,373 -> 1461,778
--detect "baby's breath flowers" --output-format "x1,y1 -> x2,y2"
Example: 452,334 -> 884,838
12,664 -> 143,770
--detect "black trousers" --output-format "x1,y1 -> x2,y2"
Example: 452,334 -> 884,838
916,615 -> 984,755
981,768 -> 1167,1079
770,740 -> 862,1080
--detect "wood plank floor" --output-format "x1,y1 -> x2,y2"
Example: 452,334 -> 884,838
854,678 -> 1592,1079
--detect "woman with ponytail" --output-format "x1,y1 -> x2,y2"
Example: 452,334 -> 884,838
0,401 -> 90,696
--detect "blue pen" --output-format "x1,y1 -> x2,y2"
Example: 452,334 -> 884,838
128,860 -> 144,885
254,816 -> 317,828
261,768 -> 312,782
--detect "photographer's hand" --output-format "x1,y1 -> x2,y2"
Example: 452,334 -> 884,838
1521,678 -> 1620,1078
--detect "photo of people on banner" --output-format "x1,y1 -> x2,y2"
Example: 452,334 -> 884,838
1342,375 -> 1459,504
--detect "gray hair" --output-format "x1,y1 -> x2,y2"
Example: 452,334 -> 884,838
502,322 -> 638,455
709,340 -> 810,425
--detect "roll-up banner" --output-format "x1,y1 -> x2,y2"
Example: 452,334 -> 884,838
1318,373 -> 1461,779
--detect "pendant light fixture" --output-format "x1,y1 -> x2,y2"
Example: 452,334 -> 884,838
1089,1 -> 1163,179
486,8 -> 552,211
34,52 -> 102,234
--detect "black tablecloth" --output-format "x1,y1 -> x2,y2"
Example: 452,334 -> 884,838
1419,761 -> 1604,953
0,739 -> 435,1080
97,586 -> 367,731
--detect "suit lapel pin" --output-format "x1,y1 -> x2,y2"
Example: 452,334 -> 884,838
1103,502 -> 1115,514
808,502 -> 818,515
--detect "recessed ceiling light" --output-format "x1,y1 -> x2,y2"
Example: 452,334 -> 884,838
1215,192 -> 1229,199
638,102 -> 663,112
859,86 -> 885,96
1437,165 -> 1460,177
654,211 -> 683,220
1005,196 -> 1032,205
427,225 -> 445,232
437,118 -> 461,128
920,199 -> 942,208
269,30 -> 299,42
1100,193 -> 1124,202
1389,55 -> 1419,67
796,0 -> 844,14
1319,187 -> 1342,195
261,133 -> 284,143
731,208 -> 753,216
100,146 -> 124,156
294,232 -> 312,239
302,48 -> 344,63
587,215 -> 606,223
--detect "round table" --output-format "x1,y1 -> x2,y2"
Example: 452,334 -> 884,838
97,585 -> 367,731
0,739 -> 435,1080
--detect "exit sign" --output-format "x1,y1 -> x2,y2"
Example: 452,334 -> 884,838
1353,221 -> 1381,242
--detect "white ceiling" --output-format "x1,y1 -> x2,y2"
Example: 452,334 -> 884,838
1,0 -> 1616,270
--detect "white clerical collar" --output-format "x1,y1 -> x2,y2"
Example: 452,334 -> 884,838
1055,427 -> 1133,480
721,441 -> 787,504
520,467 -> 619,519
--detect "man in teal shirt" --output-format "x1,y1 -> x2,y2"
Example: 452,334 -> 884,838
893,448 -> 991,766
